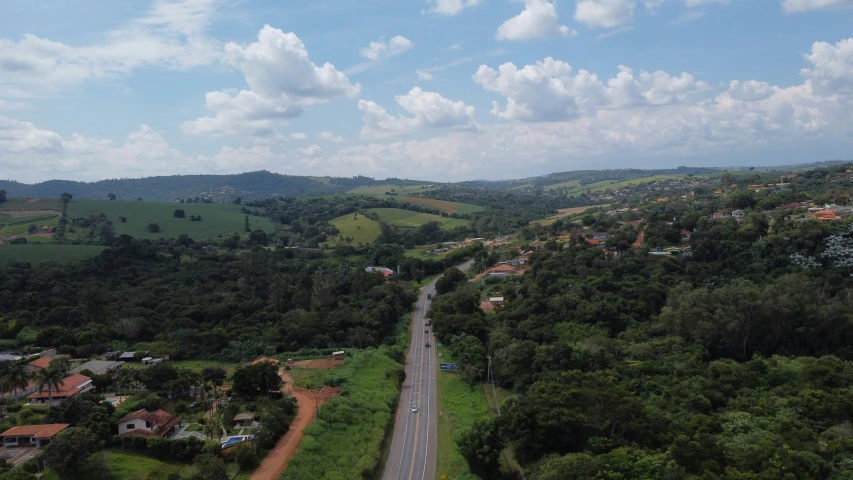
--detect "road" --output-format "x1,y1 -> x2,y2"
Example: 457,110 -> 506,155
383,260 -> 474,480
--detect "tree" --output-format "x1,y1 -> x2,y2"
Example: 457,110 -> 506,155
244,215 -> 251,232
41,427 -> 97,480
0,364 -> 32,404
201,367 -> 226,386
136,197 -> 142,201
457,419 -> 504,478
60,192 -> 72,204
191,453 -> 228,480
203,415 -> 224,440
118,216 -> 127,223
35,366 -> 65,406
250,229 -> 268,246
231,362 -> 281,398
0,190 -> 6,203
107,193 -> 116,201
234,197 -> 242,205
27,224 -> 38,234
147,223 -> 161,233
174,209 -> 186,218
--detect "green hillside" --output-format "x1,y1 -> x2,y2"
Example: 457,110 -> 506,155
365,208 -> 469,229
325,213 -> 381,245
68,200 -> 273,240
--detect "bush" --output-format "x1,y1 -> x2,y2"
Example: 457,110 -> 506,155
232,442 -> 258,468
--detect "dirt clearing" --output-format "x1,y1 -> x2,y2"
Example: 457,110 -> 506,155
288,358 -> 342,369
405,197 -> 457,214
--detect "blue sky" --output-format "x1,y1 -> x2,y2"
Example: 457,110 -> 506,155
1,0 -> 852,183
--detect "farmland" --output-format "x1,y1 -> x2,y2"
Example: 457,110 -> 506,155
325,212 -> 382,245
531,204 -> 611,225
67,200 -> 273,240
0,245 -> 106,264
347,184 -> 434,196
365,208 -> 469,230
403,197 -> 483,215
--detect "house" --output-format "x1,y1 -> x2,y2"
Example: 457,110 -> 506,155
332,351 -> 345,361
681,230 -> 692,242
27,374 -> 93,406
26,356 -> 53,374
489,265 -> 518,277
781,202 -> 806,210
117,409 -> 181,438
69,360 -> 124,376
589,233 -> 609,240
141,357 -> 164,366
815,210 -> 841,221
119,351 -> 148,361
731,210 -> 746,222
502,258 -> 527,267
585,238 -> 604,247
711,212 -> 731,220
233,413 -> 255,428
488,297 -> 504,307
1,424 -> 69,449
365,266 -> 395,278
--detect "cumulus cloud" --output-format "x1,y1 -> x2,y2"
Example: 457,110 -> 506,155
0,0 -> 220,97
781,0 -> 853,13
359,35 -> 414,60
801,38 -> 853,93
727,80 -> 774,101
575,0 -> 636,28
473,57 -> 709,121
290,132 -> 308,140
416,70 -> 435,81
358,87 -> 477,139
320,131 -> 345,142
298,144 -> 323,157
183,25 -> 359,136
425,0 -> 482,15
496,0 -> 576,41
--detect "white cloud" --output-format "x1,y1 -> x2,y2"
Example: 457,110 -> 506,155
595,26 -> 634,39
416,70 -> 435,81
801,38 -> 853,93
781,0 -> 853,13
450,43 -> 463,50
575,0 -> 636,28
358,87 -> 477,139
320,131 -> 344,142
425,0 -> 482,16
298,144 -> 323,157
644,0 -> 727,10
496,0 -> 577,41
0,0 -> 220,97
183,25 -> 359,136
668,10 -> 707,24
727,80 -> 774,101
473,57 -> 709,121
290,132 -> 308,140
359,36 -> 414,60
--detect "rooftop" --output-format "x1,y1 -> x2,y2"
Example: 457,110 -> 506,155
0,424 -> 69,439
69,360 -> 124,375
28,374 -> 91,399
27,356 -> 53,370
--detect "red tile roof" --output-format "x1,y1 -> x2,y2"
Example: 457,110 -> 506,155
586,238 -> 603,246
28,356 -> 53,370
491,264 -> 517,273
118,409 -> 181,437
251,357 -> 280,366
28,374 -> 91,399
0,424 -> 69,439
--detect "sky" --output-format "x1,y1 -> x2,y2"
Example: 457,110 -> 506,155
1,0 -> 853,184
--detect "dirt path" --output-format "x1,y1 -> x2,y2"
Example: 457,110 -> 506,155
248,370 -> 316,480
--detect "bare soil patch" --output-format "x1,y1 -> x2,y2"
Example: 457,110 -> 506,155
288,358 -> 343,369
405,197 -> 457,214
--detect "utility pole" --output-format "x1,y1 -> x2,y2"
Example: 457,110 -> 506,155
487,355 -> 499,416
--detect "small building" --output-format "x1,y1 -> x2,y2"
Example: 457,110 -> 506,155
27,374 -> 93,406
117,409 -> 181,438
332,351 -> 345,360
1,424 -> 69,449
502,258 -> 527,267
233,413 -> 255,428
489,265 -> 518,277
365,266 -> 395,278
69,360 -> 124,376
489,297 -> 504,307
25,356 -> 54,374
141,357 -> 164,366
119,351 -> 147,361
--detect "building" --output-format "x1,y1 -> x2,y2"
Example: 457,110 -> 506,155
332,351 -> 345,360
117,409 -> 181,437
1,424 -> 69,449
489,265 -> 518,277
502,258 -> 527,267
489,297 -> 504,307
27,374 -> 92,406
815,210 -> 841,222
365,266 -> 395,278
69,360 -> 124,376
233,413 -> 255,428
0,352 -> 22,363
731,210 -> 746,222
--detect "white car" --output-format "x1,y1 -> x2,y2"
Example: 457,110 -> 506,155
411,405 -> 418,413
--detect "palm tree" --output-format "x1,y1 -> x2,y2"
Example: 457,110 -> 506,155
35,367 -> 65,406
203,415 -> 224,441
2,364 -> 32,404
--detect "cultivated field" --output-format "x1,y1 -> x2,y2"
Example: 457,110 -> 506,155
0,245 -> 106,264
365,208 -> 469,230
68,200 -> 273,240
0,197 -> 62,211
403,197 -> 483,215
325,213 -> 382,245
347,184 -> 433,196
532,204 -> 611,225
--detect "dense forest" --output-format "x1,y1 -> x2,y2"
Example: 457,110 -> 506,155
430,197 -> 853,479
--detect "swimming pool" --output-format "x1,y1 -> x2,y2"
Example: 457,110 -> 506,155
221,436 -> 252,449
107,399 -> 118,405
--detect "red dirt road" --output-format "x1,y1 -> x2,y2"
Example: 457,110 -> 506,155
249,370 -> 339,480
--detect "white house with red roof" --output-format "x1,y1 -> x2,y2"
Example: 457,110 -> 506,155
27,373 -> 92,406
117,409 -> 181,438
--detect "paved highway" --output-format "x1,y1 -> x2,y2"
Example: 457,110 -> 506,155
383,260 -> 473,480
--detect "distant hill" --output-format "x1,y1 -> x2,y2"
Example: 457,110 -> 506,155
0,171 -> 430,203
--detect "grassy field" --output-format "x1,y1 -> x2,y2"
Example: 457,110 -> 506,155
325,212 -> 382,245
0,245 -> 106,264
366,208 -> 469,230
404,246 -> 453,260
348,184 -> 434,196
435,350 -> 491,480
285,349 -> 403,480
543,179 -> 581,190
402,197 -> 484,215
531,204 -> 610,225
0,198 -> 62,211
40,452 -> 251,480
68,199 -> 273,240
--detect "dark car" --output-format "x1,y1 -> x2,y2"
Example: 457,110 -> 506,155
425,342 -> 430,347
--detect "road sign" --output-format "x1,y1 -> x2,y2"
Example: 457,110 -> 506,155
440,363 -> 458,371
436,343 -> 443,347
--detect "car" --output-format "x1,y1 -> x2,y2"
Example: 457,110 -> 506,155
411,405 -> 418,413
425,322 -> 429,327
425,342 -> 430,347
425,329 -> 429,333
